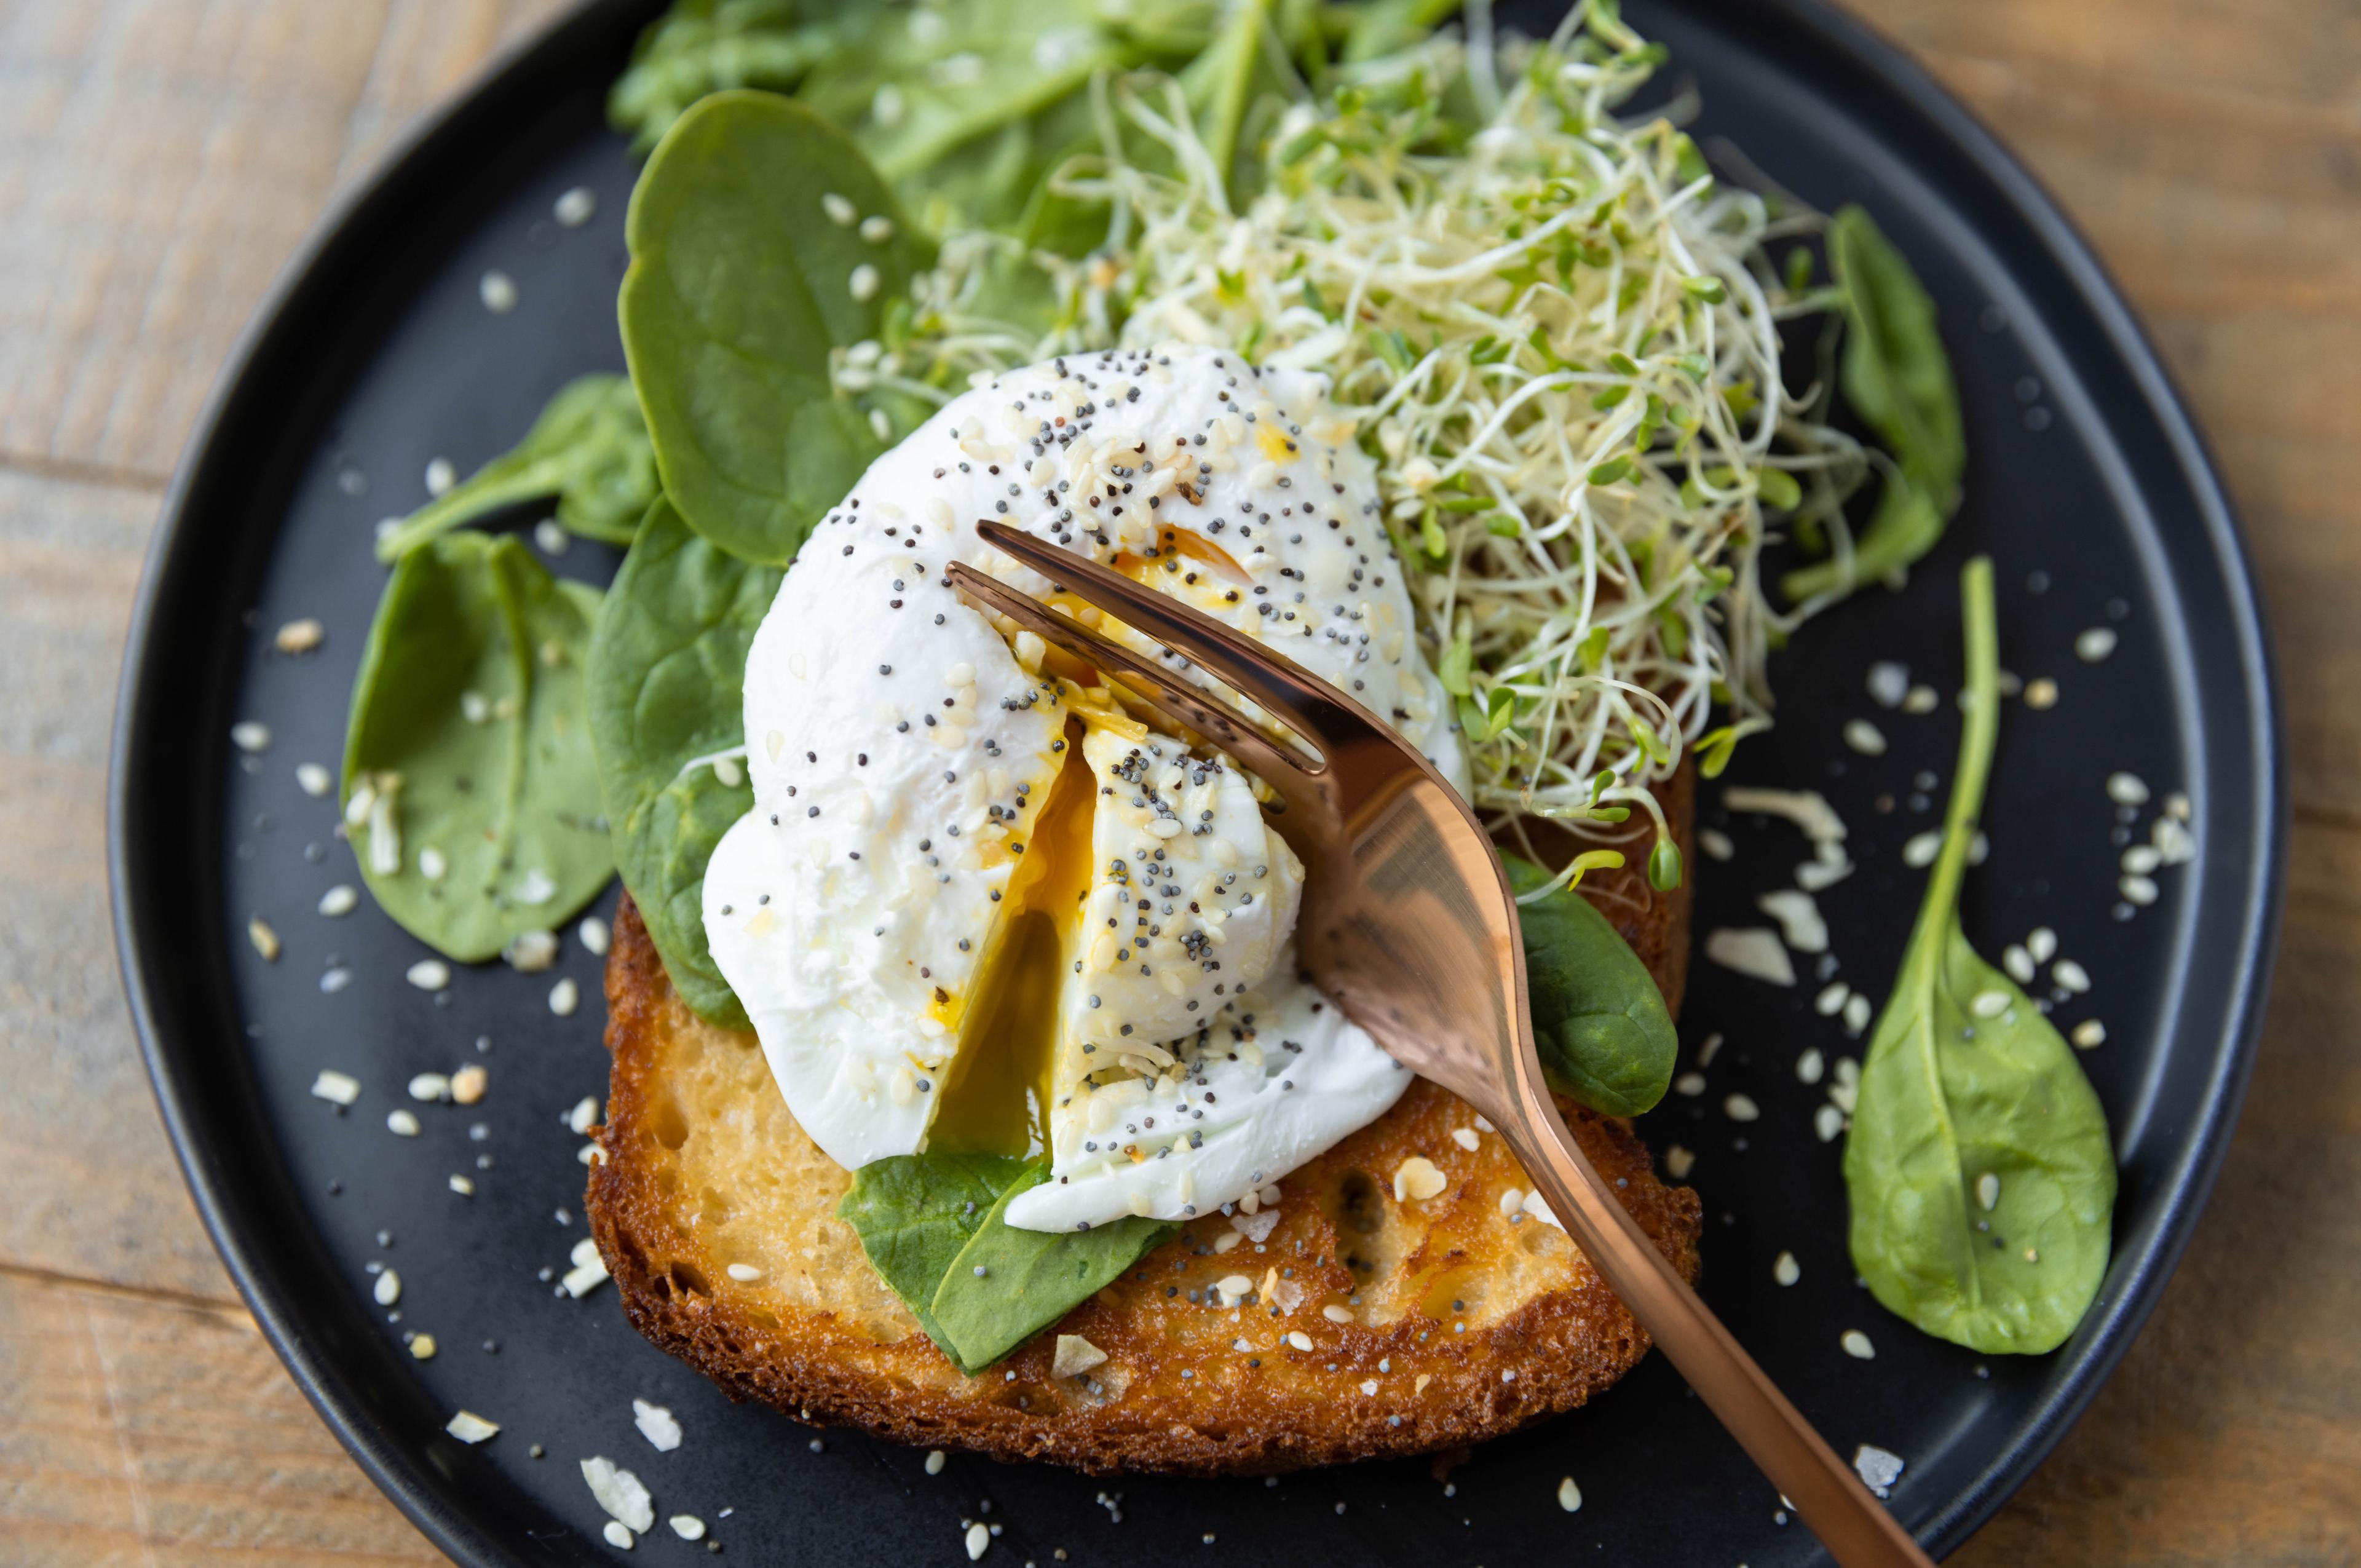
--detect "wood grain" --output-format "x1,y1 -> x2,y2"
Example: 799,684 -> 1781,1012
0,0 -> 2353,1562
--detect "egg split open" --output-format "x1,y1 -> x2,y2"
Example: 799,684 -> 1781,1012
702,344 -> 1467,1230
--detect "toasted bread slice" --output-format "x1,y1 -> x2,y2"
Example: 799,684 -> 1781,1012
588,771 -> 1699,1475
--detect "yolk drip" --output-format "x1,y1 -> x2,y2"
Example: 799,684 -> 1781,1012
926,727 -> 1096,1158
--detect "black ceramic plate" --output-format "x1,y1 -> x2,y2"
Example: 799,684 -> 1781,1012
111,1 -> 2283,1562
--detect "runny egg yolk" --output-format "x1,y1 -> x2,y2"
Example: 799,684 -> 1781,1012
924,724 -> 1097,1158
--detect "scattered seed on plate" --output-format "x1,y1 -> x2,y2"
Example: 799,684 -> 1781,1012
1865,661 -> 1909,708
1663,1146 -> 1695,1179
1814,1104 -> 1845,1142
296,762 -> 333,796
2023,677 -> 2058,709
2106,771 -> 2149,806
451,1065 -> 488,1104
670,1516 -> 707,1542
2120,874 -> 2159,906
449,1174 -> 476,1196
1556,1477 -> 1583,1513
318,884 -> 358,917
1674,1071 -> 1706,1097
231,720 -> 271,753
604,1522 -> 633,1550
406,959 -> 450,991
424,457 -> 456,496
275,617 -> 325,654
1773,1251 -> 1800,1286
1698,826 -> 1734,861
247,917 -> 281,962
2071,1020 -> 2108,1049
446,1410 -> 499,1443
554,186 -> 597,227
965,1521 -> 991,1561
550,978 -> 580,1016
1902,830 -> 1942,868
2052,959 -> 2092,994
1723,1094 -> 1760,1123
1841,1329 -> 1876,1360
408,1072 -> 451,1101
2027,926 -> 2058,963
1842,719 -> 1886,756
533,518 -> 569,555
925,1450 -> 947,1475
480,270 -> 518,313
2076,627 -> 2118,662
410,1333 -> 438,1360
633,1398 -> 684,1452
1854,1444 -> 1905,1499
578,915 -> 611,956
1842,994 -> 1872,1034
1902,684 -> 1939,713
1797,1048 -> 1825,1085
1814,983 -> 1849,1018
374,1268 -> 401,1305
311,1069 -> 361,1106
2002,944 -> 2035,983
387,1109 -> 421,1136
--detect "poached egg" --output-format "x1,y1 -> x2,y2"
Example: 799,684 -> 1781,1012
702,344 -> 1466,1230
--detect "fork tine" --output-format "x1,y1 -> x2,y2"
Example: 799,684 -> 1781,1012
971,520 -> 1361,748
944,561 -> 1321,790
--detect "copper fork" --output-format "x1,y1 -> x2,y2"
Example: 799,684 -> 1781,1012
949,520 -> 1932,1568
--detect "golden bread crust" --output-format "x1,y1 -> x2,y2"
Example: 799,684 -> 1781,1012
587,778 -> 1699,1475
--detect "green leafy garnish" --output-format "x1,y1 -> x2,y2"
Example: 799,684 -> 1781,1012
620,92 -> 923,566
1843,557 -> 2116,1354
839,1155 -> 1174,1372
836,1150 -> 1029,1352
1784,205 -> 1964,601
587,498 -> 783,1026
341,534 -> 612,962
373,376 -> 658,561
1506,855 -> 1677,1117
608,0 -> 835,156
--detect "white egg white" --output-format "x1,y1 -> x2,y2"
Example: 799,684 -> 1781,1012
703,344 -> 1465,1229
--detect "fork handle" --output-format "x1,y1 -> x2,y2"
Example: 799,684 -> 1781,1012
1505,1082 -> 1936,1568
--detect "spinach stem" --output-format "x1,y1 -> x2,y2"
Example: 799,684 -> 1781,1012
1916,554 -> 1997,947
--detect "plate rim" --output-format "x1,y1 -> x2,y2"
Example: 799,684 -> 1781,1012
106,0 -> 2288,1561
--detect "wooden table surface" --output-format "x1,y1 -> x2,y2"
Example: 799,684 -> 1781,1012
2,2 -> 2354,1562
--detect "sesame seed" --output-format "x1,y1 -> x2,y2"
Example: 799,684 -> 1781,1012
554,186 -> 596,226
1773,1251 -> 1800,1286
479,271 -> 517,314
1841,1329 -> 1876,1360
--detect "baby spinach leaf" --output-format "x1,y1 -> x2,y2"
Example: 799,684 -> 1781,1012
799,0 -> 1133,199
342,533 -> 612,963
1783,205 -> 1964,602
608,0 -> 843,156
587,498 -> 783,1028
1506,854 -> 1678,1117
1843,557 -> 2116,1354
929,1163 -> 1177,1373
374,376 -> 658,561
621,91 -> 923,566
837,1151 -> 1030,1350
